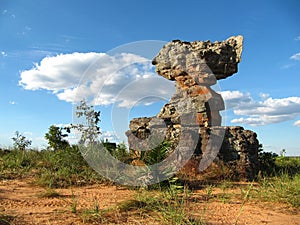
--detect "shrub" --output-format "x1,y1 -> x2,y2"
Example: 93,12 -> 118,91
258,151 -> 278,177
275,156 -> 300,176
36,145 -> 105,187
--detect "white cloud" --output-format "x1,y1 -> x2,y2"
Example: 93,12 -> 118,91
290,53 -> 300,61
1,51 -> 7,57
53,123 -> 72,128
259,93 -> 269,100
19,52 -> 174,108
220,90 -> 253,109
221,91 -> 300,126
295,36 -> 300,41
234,97 -> 300,116
9,101 -> 17,105
100,131 -> 120,143
294,120 -> 300,127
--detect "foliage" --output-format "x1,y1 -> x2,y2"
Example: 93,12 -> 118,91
35,145 -> 105,188
1,143 -> 299,224
45,125 -> 70,150
279,148 -> 286,157
258,151 -> 278,176
254,173 -> 300,207
11,131 -> 32,151
275,156 -> 300,176
258,144 -> 300,177
0,149 -> 42,179
38,189 -> 61,198
0,147 -> 106,187
82,185 -> 204,225
0,213 -> 15,225
140,141 -> 172,165
70,99 -> 101,145
110,142 -> 131,163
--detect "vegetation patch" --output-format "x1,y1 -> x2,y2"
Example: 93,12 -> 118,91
253,173 -> 300,207
0,213 -> 15,225
37,189 -> 61,198
81,186 -> 205,225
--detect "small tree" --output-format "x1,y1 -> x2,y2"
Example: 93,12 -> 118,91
45,125 -> 70,150
280,149 -> 286,157
11,131 -> 32,151
71,99 -> 101,145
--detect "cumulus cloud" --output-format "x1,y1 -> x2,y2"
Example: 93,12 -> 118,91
294,120 -> 300,127
220,91 -> 300,126
19,52 -> 174,108
290,53 -> 300,61
220,90 -> 253,109
259,93 -> 269,100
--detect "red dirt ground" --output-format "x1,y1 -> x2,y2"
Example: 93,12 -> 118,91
0,178 -> 299,225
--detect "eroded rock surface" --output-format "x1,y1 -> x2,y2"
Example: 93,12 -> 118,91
152,35 -> 243,81
126,36 -> 259,180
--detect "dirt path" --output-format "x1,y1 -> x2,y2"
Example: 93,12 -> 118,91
0,178 -> 299,224
0,178 -> 133,225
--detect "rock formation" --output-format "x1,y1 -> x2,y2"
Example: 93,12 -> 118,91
126,36 -> 259,180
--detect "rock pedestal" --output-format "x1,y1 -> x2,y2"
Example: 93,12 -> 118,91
126,36 -> 259,180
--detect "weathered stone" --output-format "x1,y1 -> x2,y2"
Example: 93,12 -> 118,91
126,36 -> 259,180
218,127 -> 259,179
152,35 -> 243,81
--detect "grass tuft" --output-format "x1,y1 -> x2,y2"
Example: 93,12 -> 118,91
254,173 -> 300,207
0,213 -> 15,225
37,189 -> 61,198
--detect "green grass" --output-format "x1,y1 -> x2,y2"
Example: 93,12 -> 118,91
1,147 -> 299,225
81,185 -> 205,225
0,147 -> 107,187
0,213 -> 15,225
275,156 -> 300,176
0,149 -> 42,179
37,189 -> 61,198
253,173 -> 300,207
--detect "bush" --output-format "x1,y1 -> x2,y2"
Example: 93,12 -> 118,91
140,141 -> 172,165
275,157 -> 300,176
0,149 -> 42,179
36,146 -> 105,187
0,146 -> 107,187
258,151 -> 279,177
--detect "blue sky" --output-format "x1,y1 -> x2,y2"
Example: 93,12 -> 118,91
0,0 -> 299,155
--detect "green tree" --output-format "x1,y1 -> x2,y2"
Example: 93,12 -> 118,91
280,149 -> 286,157
258,144 -> 279,176
71,99 -> 101,145
11,131 -> 32,151
45,125 -> 70,150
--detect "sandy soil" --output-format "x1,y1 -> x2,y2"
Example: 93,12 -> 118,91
0,178 -> 299,225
